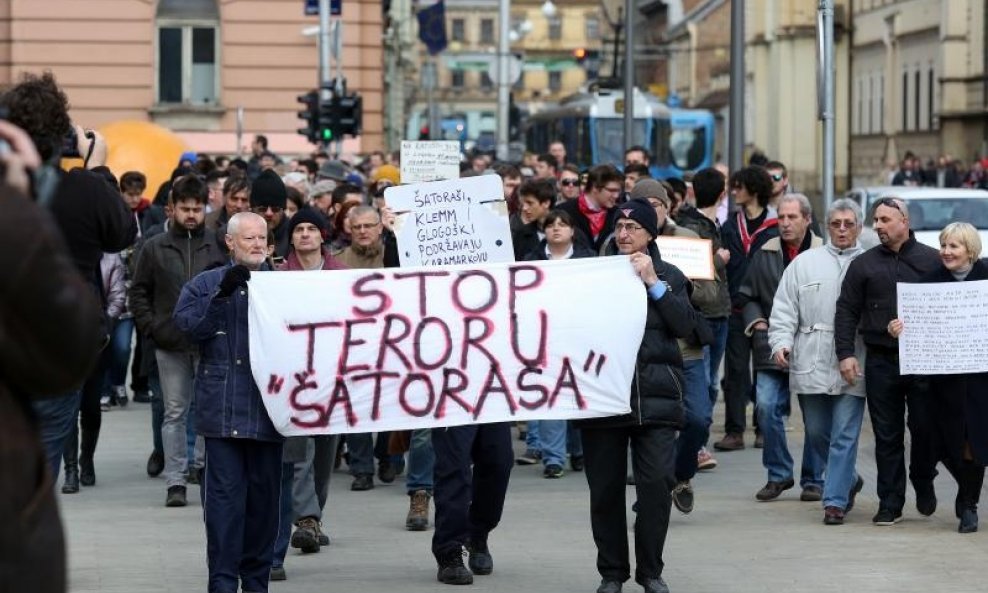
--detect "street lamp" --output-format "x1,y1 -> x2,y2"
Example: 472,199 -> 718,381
541,1 -> 557,19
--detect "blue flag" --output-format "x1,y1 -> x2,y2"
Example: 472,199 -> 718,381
417,0 -> 447,55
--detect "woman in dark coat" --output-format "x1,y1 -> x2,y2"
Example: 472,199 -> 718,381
889,222 -> 988,533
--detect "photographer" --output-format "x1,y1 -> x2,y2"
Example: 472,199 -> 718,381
1,71 -> 137,477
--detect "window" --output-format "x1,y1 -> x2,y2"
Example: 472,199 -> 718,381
156,0 -> 219,105
480,71 -> 494,90
548,17 -> 562,40
451,70 -> 465,88
451,18 -> 465,42
549,71 -> 562,91
586,16 -> 600,40
902,71 -> 909,131
480,18 -> 494,44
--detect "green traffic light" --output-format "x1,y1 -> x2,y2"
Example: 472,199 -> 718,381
322,128 -> 333,141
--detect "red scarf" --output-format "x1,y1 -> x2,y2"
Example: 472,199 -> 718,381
579,193 -> 608,239
737,210 -> 778,255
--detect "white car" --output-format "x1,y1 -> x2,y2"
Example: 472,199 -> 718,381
844,186 -> 988,250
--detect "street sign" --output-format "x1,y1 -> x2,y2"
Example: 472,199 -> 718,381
305,0 -> 341,16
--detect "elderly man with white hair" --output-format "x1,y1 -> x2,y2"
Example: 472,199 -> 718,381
768,198 -> 868,525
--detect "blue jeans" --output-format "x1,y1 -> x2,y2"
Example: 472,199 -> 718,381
33,391 -> 82,479
538,420 -> 567,467
105,318 -> 134,388
755,370 -> 794,483
798,393 -> 866,509
525,420 -> 541,451
406,428 -> 435,493
704,317 -> 729,407
675,357 -> 712,482
273,462 -> 294,569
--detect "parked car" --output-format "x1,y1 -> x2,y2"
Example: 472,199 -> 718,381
845,186 -> 988,250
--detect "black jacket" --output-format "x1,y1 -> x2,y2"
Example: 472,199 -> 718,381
834,233 -> 941,359
676,206 -> 731,318
554,197 -> 617,253
721,207 -> 779,307
512,221 -> 542,261
579,242 -> 696,430
129,223 -> 228,352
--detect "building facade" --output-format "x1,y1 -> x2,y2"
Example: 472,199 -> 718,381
0,0 -> 385,156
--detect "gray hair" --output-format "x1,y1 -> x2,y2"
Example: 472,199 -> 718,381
347,205 -> 380,223
826,198 -> 863,227
308,180 -> 337,201
226,212 -> 266,237
778,192 -> 812,219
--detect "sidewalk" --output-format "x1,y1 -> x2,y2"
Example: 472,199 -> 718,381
60,400 -> 987,593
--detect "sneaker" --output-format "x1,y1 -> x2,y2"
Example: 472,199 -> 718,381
291,516 -> 321,553
466,537 -> 493,575
378,459 -> 397,484
596,580 -> 622,593
672,481 -> 694,514
800,484 -> 823,502
755,478 -> 795,501
406,490 -> 431,531
146,450 -> 164,477
713,433 -> 745,451
113,385 -> 128,408
99,396 -> 112,412
914,480 -> 937,516
270,566 -> 287,581
872,508 -> 903,526
846,476 -> 864,513
570,455 -> 585,472
543,464 -> 564,479
351,474 -> 374,491
515,449 -> 541,465
165,485 -> 187,507
697,447 -> 718,471
823,506 -> 845,525
437,548 -> 474,585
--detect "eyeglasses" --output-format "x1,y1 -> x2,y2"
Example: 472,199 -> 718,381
252,205 -> 283,214
603,185 -> 623,194
770,173 -> 785,182
615,222 -> 645,234
560,179 -> 580,187
828,220 -> 857,230
350,222 -> 380,231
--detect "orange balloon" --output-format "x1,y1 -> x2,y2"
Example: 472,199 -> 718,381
95,121 -> 191,198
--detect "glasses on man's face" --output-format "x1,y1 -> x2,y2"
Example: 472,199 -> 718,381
615,222 -> 645,234
560,179 -> 580,187
351,222 -> 380,232
828,220 -> 856,230
252,205 -> 283,214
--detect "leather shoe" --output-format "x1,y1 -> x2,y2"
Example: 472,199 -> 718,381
800,484 -> 822,502
639,577 -> 670,593
713,433 -> 744,451
914,480 -> 937,516
755,478 -> 795,501
959,507 -> 979,533
351,474 -> 374,491
846,476 -> 864,513
62,469 -> 80,494
146,450 -> 164,477
596,580 -> 622,593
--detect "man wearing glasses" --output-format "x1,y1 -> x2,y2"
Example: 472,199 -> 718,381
835,196 -> 941,525
558,165 -> 582,202
555,164 -> 624,251
250,169 -> 291,260
765,161 -> 789,209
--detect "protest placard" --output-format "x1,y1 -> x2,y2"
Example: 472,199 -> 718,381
897,280 -> 988,374
384,175 -> 514,267
247,258 -> 644,436
400,140 -> 461,183
654,236 -> 715,280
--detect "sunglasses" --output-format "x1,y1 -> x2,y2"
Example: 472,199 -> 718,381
252,205 -> 283,214
828,220 -> 857,230
560,179 -> 580,187
874,197 -> 906,213
770,173 -> 785,182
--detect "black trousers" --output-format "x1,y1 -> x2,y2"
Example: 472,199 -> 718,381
203,437 -> 283,593
723,311 -> 753,435
582,425 -> 676,584
431,423 -> 513,559
865,351 -> 938,513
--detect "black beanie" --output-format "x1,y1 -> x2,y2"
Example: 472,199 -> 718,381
250,170 -> 287,209
288,206 -> 328,238
615,198 -> 659,239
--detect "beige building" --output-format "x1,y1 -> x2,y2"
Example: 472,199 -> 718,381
0,0 -> 385,156
849,0 -> 988,186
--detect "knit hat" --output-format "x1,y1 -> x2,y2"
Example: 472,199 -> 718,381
615,198 -> 659,239
178,151 -> 197,165
250,169 -> 287,209
629,178 -> 670,206
288,206 -> 328,238
372,164 -> 400,185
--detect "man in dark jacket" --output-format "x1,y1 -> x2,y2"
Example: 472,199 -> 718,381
174,212 -> 283,593
738,194 -> 823,502
129,174 -> 227,507
511,178 -> 556,260
554,164 -> 623,252
835,196 -> 941,525
581,198 -> 695,593
250,170 -> 292,261
715,166 -> 779,452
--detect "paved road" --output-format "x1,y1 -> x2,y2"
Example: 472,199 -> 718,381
60,400 -> 986,593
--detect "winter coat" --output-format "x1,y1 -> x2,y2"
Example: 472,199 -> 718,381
578,242 -> 696,430
99,253 -> 127,321
279,246 -> 348,271
129,223 -> 228,352
767,242 -> 867,397
522,240 -> 597,261
676,207 -> 732,319
721,207 -> 779,307
173,264 -> 283,442
739,234 -> 823,370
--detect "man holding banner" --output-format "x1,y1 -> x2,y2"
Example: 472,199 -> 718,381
586,198 -> 696,593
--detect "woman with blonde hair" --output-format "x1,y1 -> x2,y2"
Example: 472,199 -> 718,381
889,222 -> 988,533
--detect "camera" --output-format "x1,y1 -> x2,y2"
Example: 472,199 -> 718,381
62,126 -> 95,159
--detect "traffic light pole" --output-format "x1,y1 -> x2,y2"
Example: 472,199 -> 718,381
319,0 -> 334,151
496,0 -> 511,161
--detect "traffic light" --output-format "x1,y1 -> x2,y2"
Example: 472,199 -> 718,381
573,47 -> 589,64
334,93 -> 362,137
317,95 -> 336,143
297,90 -> 319,143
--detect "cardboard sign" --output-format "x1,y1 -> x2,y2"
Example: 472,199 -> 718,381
654,236 -> 715,280
384,175 -> 514,267
400,140 -> 461,183
247,258 -> 644,435
897,280 -> 988,375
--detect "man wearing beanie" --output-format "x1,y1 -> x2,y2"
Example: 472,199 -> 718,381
251,169 -> 291,260
579,198 -> 696,593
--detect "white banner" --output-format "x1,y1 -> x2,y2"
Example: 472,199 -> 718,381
384,176 -> 515,267
400,140 -> 461,183
897,280 -> 988,374
654,236 -> 715,280
248,258 -> 644,436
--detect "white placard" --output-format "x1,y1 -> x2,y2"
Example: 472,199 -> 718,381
248,258 -> 644,436
384,176 -> 514,266
897,280 -> 988,374
654,236 -> 715,280
400,140 -> 461,183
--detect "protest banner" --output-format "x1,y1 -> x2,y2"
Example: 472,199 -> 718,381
897,280 -> 988,374
653,236 -> 714,280
400,140 -> 461,183
248,258 -> 644,436
384,175 -> 514,267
